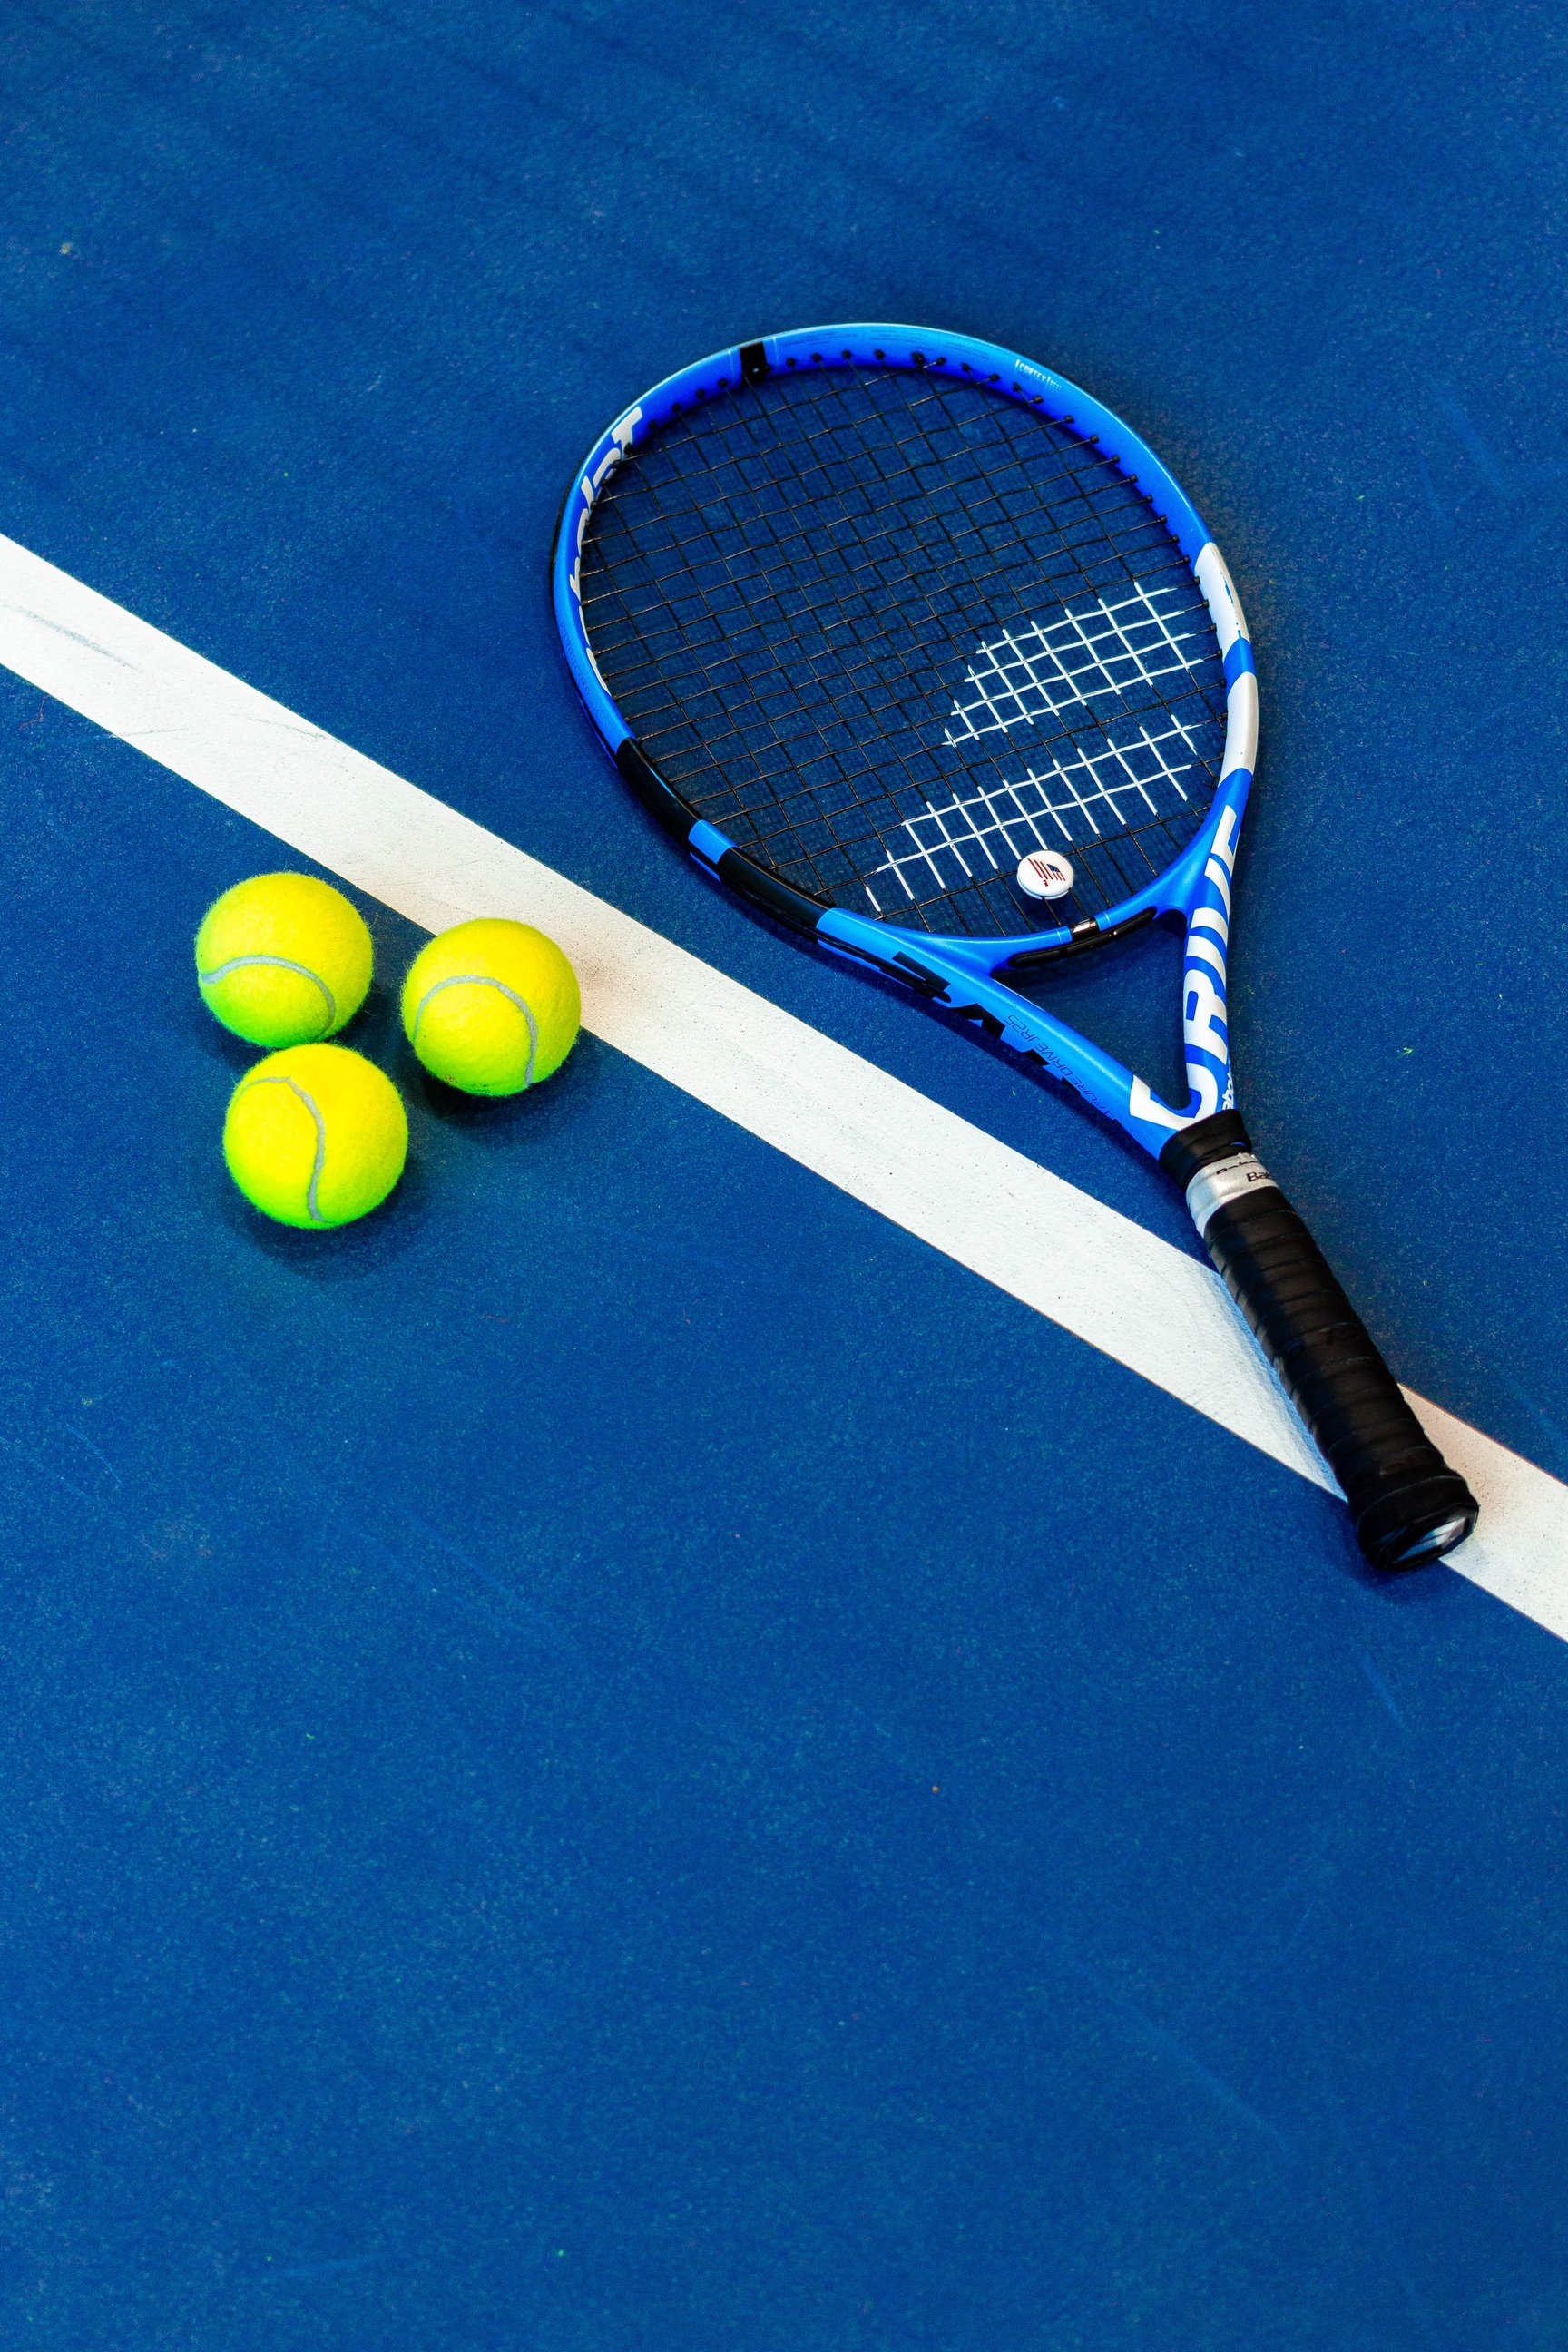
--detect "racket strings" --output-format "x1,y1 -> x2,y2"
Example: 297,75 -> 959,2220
586,374 -> 1167,761
583,379 -> 1131,707
585,373 -> 1146,691
861,710 -> 1215,915
943,584 -> 1211,745
594,423 -> 1212,898
579,366 -> 1226,936
589,377 -> 1167,696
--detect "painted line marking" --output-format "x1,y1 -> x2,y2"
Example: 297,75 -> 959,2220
0,530 -> 1562,1637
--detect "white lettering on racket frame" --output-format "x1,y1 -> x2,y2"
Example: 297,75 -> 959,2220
0,531 -> 1561,1638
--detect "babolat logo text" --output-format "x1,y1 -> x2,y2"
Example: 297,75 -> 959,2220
568,408 -> 642,602
1180,802 -> 1240,1122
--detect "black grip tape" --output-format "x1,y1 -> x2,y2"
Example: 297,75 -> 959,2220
1162,1114 -> 1478,1572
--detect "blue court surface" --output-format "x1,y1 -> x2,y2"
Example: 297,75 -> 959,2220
5,6 -> 1568,2347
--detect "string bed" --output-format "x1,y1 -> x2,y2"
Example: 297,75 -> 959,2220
578,365 -> 1229,937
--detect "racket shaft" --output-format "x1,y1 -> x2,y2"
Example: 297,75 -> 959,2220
1165,1114 -> 1477,1569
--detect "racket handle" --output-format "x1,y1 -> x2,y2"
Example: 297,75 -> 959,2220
1161,1112 -> 1478,1571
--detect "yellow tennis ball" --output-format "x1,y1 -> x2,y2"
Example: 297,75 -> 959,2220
400,919 -> 581,1096
196,872 -> 374,1048
223,1044 -> 408,1229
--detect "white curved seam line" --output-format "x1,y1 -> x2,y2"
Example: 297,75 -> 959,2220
200,952 -> 336,1029
240,1073 -> 329,1223
411,973 -> 539,1086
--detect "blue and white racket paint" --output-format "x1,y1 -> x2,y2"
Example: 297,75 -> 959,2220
553,324 -> 1476,1573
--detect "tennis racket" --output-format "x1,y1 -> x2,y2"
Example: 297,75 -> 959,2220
551,324 -> 1477,1571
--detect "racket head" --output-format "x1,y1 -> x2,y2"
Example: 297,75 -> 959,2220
554,325 -> 1257,971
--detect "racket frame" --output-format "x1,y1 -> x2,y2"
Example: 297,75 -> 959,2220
554,323 -> 1481,1571
554,323 -> 1257,1160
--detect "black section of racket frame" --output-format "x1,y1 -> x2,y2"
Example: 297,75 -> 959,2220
612,737 -> 1156,973
615,738 -> 821,939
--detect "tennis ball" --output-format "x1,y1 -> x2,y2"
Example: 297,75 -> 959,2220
400,918 -> 581,1096
196,872 -> 373,1048
223,1044 -> 407,1229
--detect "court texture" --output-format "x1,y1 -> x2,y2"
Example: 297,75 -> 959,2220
3,5 -> 1567,2348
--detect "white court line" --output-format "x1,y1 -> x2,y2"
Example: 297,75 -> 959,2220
0,530 -> 1563,1636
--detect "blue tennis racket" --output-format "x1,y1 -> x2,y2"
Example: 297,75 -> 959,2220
552,323 -> 1477,1572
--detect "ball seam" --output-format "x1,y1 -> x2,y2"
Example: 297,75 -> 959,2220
409,974 -> 538,1086
236,1073 -> 329,1223
200,953 -> 338,1032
